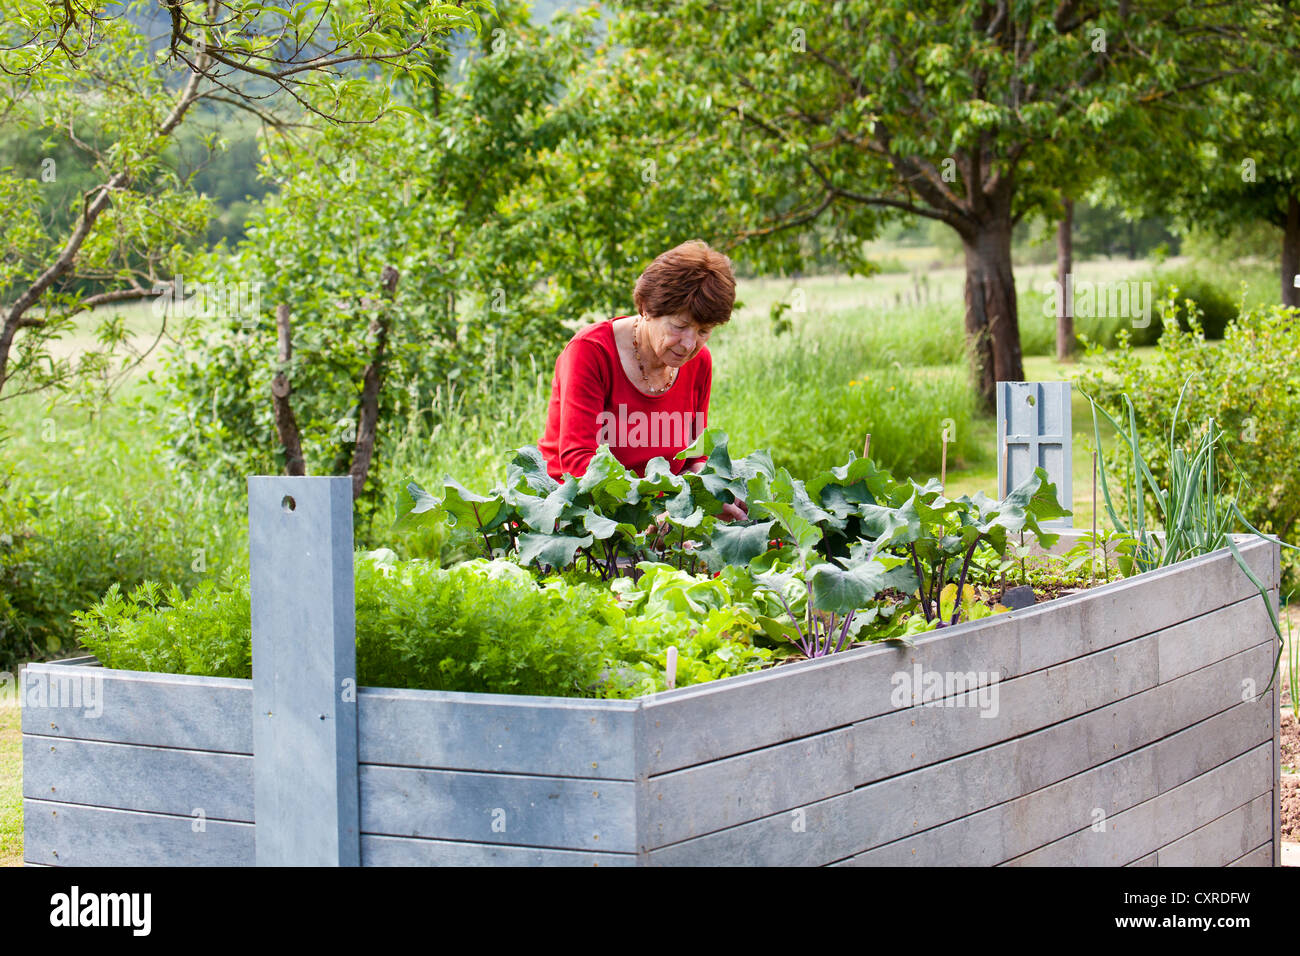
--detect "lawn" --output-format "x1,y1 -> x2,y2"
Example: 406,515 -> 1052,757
0,695 -> 21,867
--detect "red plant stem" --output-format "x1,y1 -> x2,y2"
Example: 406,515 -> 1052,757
910,545 -> 931,621
930,556 -> 948,620
950,538 -> 982,625
471,503 -> 492,559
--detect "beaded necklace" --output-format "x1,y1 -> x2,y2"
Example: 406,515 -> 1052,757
632,315 -> 677,394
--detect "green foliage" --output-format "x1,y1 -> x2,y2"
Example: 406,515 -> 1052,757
1076,301 -> 1300,588
396,428 -> 1069,658
847,466 -> 1070,626
1081,380 -> 1300,691
0,396 -> 245,671
708,314 -> 983,478
1126,268 -> 1240,345
74,573 -> 253,679
606,562 -> 773,693
71,549 -> 776,698
0,0 -> 483,403
351,554 -> 615,697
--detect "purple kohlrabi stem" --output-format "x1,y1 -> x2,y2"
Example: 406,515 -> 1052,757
772,590 -> 813,658
910,545 -> 930,621
834,609 -> 856,654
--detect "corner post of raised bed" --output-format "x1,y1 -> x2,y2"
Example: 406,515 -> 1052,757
247,476 -> 360,866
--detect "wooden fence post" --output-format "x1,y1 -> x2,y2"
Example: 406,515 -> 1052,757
996,381 -> 1073,528
247,476 -> 360,866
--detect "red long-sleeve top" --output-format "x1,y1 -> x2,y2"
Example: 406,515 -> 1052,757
538,317 -> 711,481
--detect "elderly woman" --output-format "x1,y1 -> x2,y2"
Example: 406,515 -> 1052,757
538,240 -> 747,521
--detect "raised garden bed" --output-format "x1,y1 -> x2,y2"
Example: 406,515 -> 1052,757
21,477 -> 1282,866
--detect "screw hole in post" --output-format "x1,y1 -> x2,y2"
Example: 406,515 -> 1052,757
281,495 -> 296,513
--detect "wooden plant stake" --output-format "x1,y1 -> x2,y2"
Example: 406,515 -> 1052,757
940,428 -> 950,491
666,646 -> 678,690
862,433 -> 871,460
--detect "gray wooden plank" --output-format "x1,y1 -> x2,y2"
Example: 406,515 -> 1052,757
360,834 -> 635,867
1156,595 -> 1277,681
1156,793 -> 1273,866
23,799 -> 253,866
854,594 -> 1272,787
998,728 -> 1273,867
22,736 -> 253,821
640,540 -> 1275,777
358,765 -> 636,853
1014,538 -> 1272,673
1128,852 -> 1157,866
640,727 -> 856,850
852,626 -> 1158,784
647,788 -> 849,867
645,643 -> 1274,862
359,687 -> 638,779
20,664 -> 252,753
1227,843 -> 1273,867
248,475 -> 360,866
842,644 -> 1275,859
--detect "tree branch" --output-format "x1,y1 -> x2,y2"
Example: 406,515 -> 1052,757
270,303 -> 306,477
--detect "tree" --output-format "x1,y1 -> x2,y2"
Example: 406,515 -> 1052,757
1100,4 -> 1300,308
604,0 -> 1278,411
153,0 -> 635,510
0,0 -> 484,406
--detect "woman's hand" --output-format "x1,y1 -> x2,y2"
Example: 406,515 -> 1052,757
719,497 -> 748,523
649,511 -> 672,549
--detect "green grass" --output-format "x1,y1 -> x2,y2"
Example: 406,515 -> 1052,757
0,697 -> 20,867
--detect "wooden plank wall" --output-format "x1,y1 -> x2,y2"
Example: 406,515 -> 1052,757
22,666 -> 256,866
637,538 -> 1280,866
355,688 -> 640,866
23,537 -> 1280,867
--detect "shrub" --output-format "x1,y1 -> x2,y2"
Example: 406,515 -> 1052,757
0,480 -> 239,672
1075,301 -> 1300,588
1127,267 -> 1239,345
0,397 -> 246,670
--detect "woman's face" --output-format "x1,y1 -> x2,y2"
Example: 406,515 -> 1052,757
643,311 -> 713,367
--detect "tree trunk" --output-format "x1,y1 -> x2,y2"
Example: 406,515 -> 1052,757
962,219 -> 1025,413
270,304 -> 306,476
349,266 -> 400,501
1056,196 -> 1074,362
1283,193 -> 1299,309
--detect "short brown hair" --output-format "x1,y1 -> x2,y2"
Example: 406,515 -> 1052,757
633,240 -> 736,329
